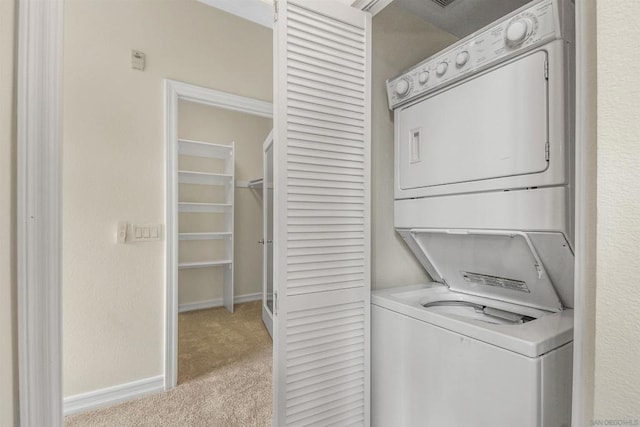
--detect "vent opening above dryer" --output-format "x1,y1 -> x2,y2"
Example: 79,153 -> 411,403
431,0 -> 456,8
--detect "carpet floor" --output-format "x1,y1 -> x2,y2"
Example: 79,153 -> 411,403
65,301 -> 273,427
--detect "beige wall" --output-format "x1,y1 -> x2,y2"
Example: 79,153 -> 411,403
0,0 -> 18,424
2,0 -> 638,420
370,4 -> 457,289
177,101 -> 271,305
62,0 -> 272,397
593,0 -> 640,419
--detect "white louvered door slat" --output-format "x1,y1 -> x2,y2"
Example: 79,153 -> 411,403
274,1 -> 371,426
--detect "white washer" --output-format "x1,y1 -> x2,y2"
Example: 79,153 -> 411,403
372,283 -> 573,427
371,229 -> 574,427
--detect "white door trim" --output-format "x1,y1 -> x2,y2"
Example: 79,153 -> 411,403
17,0 -> 64,425
261,131 -> 274,338
164,79 -> 272,389
571,1 -> 598,425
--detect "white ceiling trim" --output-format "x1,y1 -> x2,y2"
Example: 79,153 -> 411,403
198,0 -> 274,29
198,0 -> 371,29
351,0 -> 394,15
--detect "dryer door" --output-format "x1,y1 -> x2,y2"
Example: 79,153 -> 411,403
397,50 -> 549,192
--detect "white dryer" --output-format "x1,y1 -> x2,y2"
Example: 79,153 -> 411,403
388,0 -> 575,244
373,0 -> 575,425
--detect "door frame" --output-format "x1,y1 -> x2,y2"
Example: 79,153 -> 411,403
17,0 -> 64,425
16,1 -> 597,427
261,131 -> 274,338
164,79 -> 272,389
570,1 -> 598,424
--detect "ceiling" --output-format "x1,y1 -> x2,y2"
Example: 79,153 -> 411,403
199,0 -> 533,37
392,0 -> 532,38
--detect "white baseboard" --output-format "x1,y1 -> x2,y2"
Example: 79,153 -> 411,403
63,375 -> 165,416
234,292 -> 263,304
178,292 -> 262,313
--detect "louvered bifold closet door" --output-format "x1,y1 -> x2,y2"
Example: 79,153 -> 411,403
273,1 -> 371,426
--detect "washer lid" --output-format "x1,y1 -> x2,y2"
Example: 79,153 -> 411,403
406,229 -> 566,313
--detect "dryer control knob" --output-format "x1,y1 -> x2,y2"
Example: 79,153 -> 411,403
456,51 -> 469,67
436,62 -> 448,77
395,78 -> 410,96
418,71 -> 429,85
506,18 -> 531,45
456,50 -> 469,67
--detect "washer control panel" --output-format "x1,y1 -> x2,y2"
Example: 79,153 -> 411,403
387,0 -> 561,109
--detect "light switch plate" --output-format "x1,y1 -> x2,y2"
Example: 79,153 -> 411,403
131,224 -> 162,242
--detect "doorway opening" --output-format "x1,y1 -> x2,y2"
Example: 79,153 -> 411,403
172,92 -> 274,418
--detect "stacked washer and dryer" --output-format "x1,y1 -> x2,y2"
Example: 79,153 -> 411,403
372,0 -> 575,426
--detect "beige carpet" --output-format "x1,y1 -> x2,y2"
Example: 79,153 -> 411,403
65,301 -> 273,427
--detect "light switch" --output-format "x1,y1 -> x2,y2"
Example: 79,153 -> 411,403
131,223 -> 162,242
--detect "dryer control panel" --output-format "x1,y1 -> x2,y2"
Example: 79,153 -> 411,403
387,0 -> 565,109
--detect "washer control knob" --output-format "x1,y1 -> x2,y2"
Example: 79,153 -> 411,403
436,62 -> 448,77
456,51 -> 469,67
395,78 -> 411,96
418,71 -> 430,85
506,18 -> 531,45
